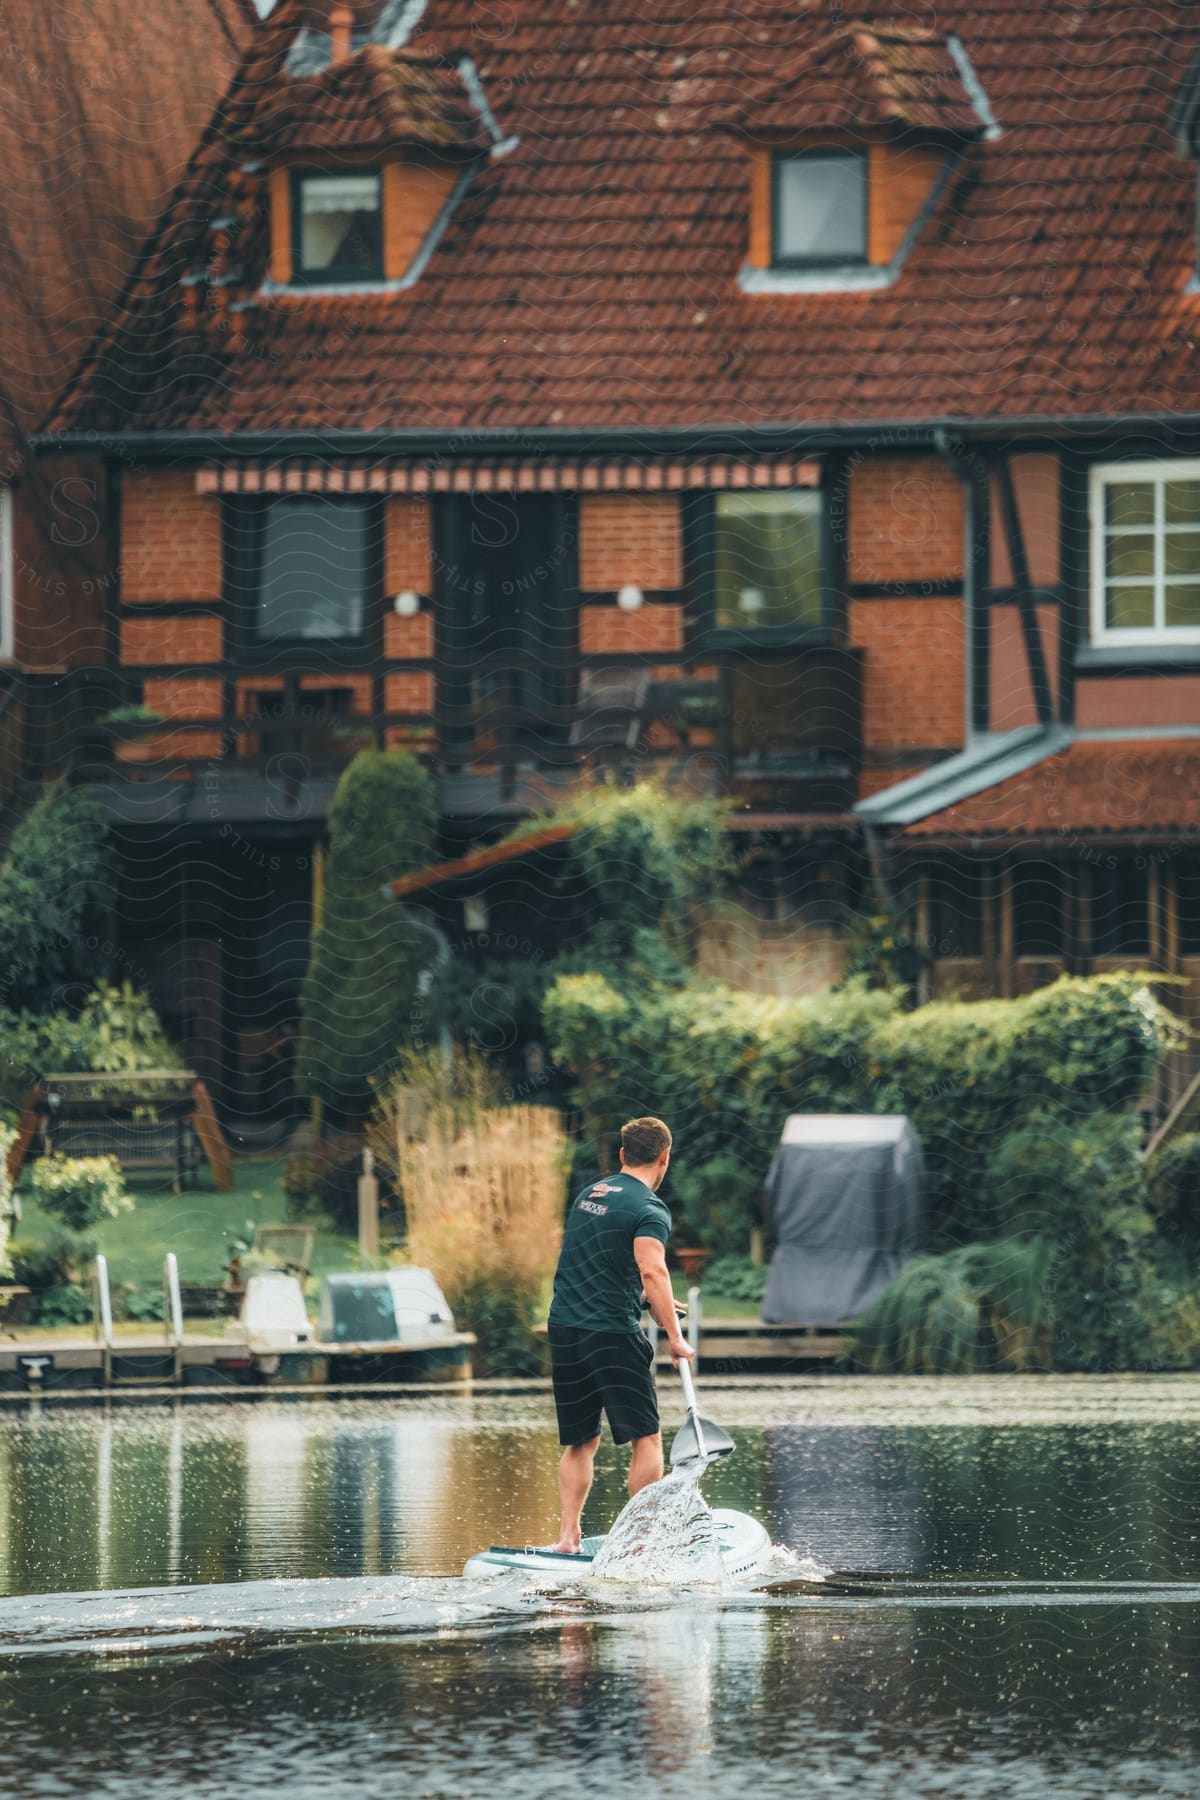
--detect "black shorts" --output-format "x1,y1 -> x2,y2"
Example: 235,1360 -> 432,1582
547,1323 -> 659,1447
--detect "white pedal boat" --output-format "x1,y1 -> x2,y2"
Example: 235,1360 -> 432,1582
463,1506 -> 771,1584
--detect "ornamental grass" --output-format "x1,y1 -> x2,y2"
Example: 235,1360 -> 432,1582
373,1046 -> 569,1373
399,1103 -> 567,1306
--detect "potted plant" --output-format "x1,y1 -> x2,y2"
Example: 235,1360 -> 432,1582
98,703 -> 168,767
98,703 -> 166,737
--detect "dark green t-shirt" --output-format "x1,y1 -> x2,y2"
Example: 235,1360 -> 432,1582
548,1171 -> 672,1334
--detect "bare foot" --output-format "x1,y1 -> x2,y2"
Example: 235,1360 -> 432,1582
552,1534 -> 582,1554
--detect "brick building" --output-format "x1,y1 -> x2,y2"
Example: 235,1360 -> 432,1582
30,0 -> 1200,1112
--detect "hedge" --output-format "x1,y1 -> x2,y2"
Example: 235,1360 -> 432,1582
544,970 -> 1179,1254
0,783 -> 113,1009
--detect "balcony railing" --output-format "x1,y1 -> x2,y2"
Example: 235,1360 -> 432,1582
31,642 -> 864,820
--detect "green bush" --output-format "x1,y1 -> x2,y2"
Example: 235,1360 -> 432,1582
984,1114 -> 1156,1372
853,1114 -> 1187,1374
0,783 -> 113,1010
701,1254 -> 768,1304
412,784 -> 727,1087
7,1236 -> 67,1291
30,1154 -> 132,1234
32,1283 -> 93,1328
452,1274 -> 545,1378
851,1239 -> 1056,1374
419,953 -> 554,1075
121,1285 -> 166,1324
547,783 -> 730,963
297,751 -> 437,1118
1129,1270 -> 1200,1370
52,981 -> 181,1074
0,982 -> 180,1089
1147,1134 -> 1200,1262
835,902 -> 928,1000
984,1112 -> 1148,1242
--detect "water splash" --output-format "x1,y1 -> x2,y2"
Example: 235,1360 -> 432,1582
755,1543 -> 830,1585
589,1465 -> 727,1586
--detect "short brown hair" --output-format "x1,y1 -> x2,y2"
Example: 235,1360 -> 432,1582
620,1116 -> 672,1165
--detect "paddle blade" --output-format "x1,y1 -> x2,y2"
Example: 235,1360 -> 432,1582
669,1413 -> 735,1467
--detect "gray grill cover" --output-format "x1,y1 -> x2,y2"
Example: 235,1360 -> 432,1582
761,1115 -> 925,1325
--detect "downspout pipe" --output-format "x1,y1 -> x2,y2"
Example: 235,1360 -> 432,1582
860,818 -> 896,913
380,892 -> 453,1070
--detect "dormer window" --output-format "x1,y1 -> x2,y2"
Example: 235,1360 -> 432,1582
256,44 -> 506,297
772,149 -> 867,268
291,169 -> 383,285
738,23 -> 997,294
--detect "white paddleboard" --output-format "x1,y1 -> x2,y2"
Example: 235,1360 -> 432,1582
463,1507 -> 771,1584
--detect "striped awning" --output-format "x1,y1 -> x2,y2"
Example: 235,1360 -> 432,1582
194,455 -> 821,495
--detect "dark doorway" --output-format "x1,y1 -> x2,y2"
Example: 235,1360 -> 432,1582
435,494 -> 578,763
117,831 -> 314,1123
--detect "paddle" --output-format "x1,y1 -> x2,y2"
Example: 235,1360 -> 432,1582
669,1357 -> 735,1467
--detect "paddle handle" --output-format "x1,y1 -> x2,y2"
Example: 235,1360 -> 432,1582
678,1358 -> 708,1459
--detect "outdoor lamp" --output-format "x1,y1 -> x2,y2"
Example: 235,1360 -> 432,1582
616,584 -> 644,611
393,590 -> 421,616
738,585 -> 765,615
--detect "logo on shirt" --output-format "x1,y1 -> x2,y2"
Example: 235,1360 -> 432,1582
578,1198 -> 609,1216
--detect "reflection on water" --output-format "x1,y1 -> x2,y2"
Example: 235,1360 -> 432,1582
5,1387 -> 1200,1594
2,1385 -> 1200,1797
768,1423 -> 925,1572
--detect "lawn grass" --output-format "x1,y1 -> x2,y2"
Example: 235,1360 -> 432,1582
13,1156 -> 362,1296
672,1274 -> 761,1320
9,1156 -> 761,1326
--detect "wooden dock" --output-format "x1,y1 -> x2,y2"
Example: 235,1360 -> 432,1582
653,1317 -> 845,1373
0,1331 -> 476,1397
533,1317 -> 847,1372
0,1313 -> 846,1403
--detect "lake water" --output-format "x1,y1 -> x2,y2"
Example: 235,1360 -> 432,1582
2,1378 -> 1200,1798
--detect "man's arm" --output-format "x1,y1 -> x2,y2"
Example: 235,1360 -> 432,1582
634,1236 -> 694,1366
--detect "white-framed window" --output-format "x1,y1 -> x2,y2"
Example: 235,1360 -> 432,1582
291,169 -> 383,285
1090,458 -> 1200,645
0,487 -> 12,662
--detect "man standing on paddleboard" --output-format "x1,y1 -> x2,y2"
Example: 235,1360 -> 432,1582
547,1115 -> 694,1553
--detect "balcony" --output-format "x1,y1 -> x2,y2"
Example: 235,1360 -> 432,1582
45,638 -> 863,832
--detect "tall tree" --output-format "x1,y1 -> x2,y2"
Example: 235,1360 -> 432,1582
296,750 -> 436,1120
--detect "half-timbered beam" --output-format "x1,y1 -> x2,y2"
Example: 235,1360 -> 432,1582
995,454 -> 1055,727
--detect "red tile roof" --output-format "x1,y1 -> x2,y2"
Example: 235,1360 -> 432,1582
252,46 -> 490,157
46,0 -> 1200,440
736,21 -> 985,137
898,739 -> 1200,841
0,0 -> 253,464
